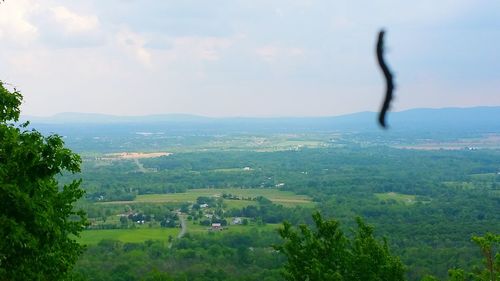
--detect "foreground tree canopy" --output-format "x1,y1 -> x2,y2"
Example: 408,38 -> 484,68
0,82 -> 87,280
276,211 -> 406,281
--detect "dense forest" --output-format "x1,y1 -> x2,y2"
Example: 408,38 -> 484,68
61,142 -> 500,280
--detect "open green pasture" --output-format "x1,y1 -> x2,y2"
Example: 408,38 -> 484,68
78,222 -> 280,245
186,220 -> 281,235
135,188 -> 314,207
200,135 -> 327,152
223,199 -> 258,208
442,181 -> 477,190
469,173 -> 498,180
212,168 -> 250,173
374,192 -> 416,204
100,188 -> 315,208
78,227 -> 179,245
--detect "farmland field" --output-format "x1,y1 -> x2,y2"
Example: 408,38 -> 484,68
185,220 -> 281,234
374,192 -> 417,204
79,220 -> 281,244
100,188 -> 315,208
61,130 -> 500,281
78,227 -> 180,245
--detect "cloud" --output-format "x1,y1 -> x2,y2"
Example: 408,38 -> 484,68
116,28 -> 152,66
33,4 -> 104,48
127,33 -> 238,67
50,6 -> 99,34
114,30 -> 237,66
0,0 -> 39,45
169,36 -> 235,61
0,1 -> 104,48
1,0 -> 499,117
255,45 -> 304,62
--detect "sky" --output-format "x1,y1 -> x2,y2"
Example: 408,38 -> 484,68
0,0 -> 499,117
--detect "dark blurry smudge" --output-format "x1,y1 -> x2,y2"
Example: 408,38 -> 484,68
376,29 -> 394,129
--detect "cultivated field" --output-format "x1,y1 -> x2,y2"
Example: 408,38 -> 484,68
107,188 -> 316,208
78,227 -> 179,245
185,221 -> 281,234
101,152 -> 172,160
393,134 -> 500,150
374,192 -> 417,204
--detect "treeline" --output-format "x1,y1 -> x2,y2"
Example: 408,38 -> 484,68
64,147 -> 500,202
72,230 -> 284,281
64,146 -> 500,280
81,202 -> 181,230
225,198 -> 311,224
71,217 -> 499,281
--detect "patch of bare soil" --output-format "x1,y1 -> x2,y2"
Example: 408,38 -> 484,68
102,152 -> 172,160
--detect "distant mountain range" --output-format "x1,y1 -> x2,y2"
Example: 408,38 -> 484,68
24,112 -> 209,124
23,106 -> 500,134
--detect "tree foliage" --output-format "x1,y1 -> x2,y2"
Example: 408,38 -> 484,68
471,233 -> 500,281
0,82 -> 87,280
417,232 -> 500,281
276,211 -> 405,281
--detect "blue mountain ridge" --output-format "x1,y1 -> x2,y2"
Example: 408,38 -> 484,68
23,106 -> 500,134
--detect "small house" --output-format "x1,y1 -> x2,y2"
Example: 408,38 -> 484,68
211,223 -> 222,231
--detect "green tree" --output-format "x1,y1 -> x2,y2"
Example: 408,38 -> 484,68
141,269 -> 174,281
471,233 -> 500,281
0,82 -> 87,280
276,211 -> 405,281
421,233 -> 500,281
420,276 -> 440,281
447,269 -> 467,281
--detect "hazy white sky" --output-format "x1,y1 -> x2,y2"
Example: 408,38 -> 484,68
0,0 -> 499,117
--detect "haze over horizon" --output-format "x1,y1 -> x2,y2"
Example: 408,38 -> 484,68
1,1 -> 499,117
22,105 -> 500,120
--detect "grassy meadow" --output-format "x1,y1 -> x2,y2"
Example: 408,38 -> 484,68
185,220 -> 281,235
374,192 -> 417,204
99,188 -> 315,208
78,227 -> 180,245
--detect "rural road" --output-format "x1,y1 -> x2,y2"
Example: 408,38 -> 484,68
178,215 -> 187,238
168,215 -> 187,249
133,159 -> 148,173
